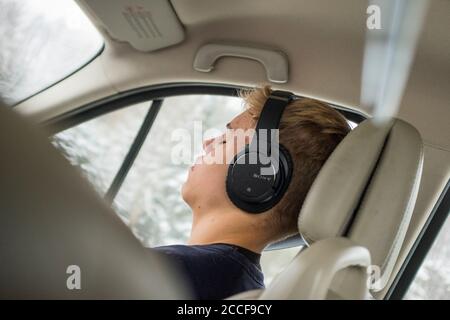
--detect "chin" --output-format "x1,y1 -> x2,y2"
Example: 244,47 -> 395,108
181,181 -> 193,206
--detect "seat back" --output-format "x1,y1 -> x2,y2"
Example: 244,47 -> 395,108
260,118 -> 423,299
0,103 -> 190,299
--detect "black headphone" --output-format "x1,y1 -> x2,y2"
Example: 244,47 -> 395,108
226,90 -> 294,213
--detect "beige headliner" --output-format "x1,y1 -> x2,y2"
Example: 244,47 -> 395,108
14,0 -> 450,298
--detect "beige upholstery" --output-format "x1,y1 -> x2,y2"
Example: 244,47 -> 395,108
347,120 -> 424,295
254,118 -> 423,299
299,118 -> 423,297
260,238 -> 371,299
0,104 -> 191,299
298,119 -> 395,244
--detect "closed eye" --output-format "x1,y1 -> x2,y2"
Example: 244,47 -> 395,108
223,123 -> 233,144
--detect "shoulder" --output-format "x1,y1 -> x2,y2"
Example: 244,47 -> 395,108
153,244 -> 264,299
153,244 -> 243,288
153,244 -> 264,285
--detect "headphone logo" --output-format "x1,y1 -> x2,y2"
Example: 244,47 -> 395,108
252,173 -> 273,181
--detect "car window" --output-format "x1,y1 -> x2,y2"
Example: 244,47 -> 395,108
404,216 -> 450,299
52,102 -> 149,195
0,0 -> 103,105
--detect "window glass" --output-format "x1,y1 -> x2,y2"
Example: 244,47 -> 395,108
405,216 -> 450,299
0,0 -> 103,105
52,103 -> 149,195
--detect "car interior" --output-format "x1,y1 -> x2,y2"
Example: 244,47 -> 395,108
0,0 -> 449,300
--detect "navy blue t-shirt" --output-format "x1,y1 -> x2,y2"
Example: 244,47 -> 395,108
153,243 -> 265,299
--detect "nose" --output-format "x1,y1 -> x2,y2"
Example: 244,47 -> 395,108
203,137 -> 215,152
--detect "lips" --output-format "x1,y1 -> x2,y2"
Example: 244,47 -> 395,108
190,155 -> 204,171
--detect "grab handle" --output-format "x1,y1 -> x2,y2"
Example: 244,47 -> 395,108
193,43 -> 289,83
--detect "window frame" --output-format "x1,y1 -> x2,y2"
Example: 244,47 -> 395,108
11,43 -> 105,107
386,180 -> 450,300
42,83 -> 367,134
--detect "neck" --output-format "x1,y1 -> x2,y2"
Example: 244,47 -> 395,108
187,207 -> 270,254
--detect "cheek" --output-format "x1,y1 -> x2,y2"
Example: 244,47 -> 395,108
184,162 -> 229,195
183,136 -> 247,197
197,162 -> 228,184
182,163 -> 227,206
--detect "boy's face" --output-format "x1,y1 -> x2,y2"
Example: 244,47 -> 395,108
181,111 -> 255,211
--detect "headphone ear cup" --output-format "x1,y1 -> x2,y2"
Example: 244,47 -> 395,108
225,144 -> 293,214
225,89 -> 295,213
277,143 -> 294,195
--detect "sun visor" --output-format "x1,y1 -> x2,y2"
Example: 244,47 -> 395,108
77,0 -> 185,52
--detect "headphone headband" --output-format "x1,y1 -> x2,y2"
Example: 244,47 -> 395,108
249,90 -> 294,157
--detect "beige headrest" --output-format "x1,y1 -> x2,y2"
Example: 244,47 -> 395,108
298,118 -> 423,291
0,104 -> 190,299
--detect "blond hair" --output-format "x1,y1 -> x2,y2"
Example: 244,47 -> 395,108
240,85 -> 351,237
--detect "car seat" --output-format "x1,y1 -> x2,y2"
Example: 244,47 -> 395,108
228,118 -> 423,299
0,102 -> 191,299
